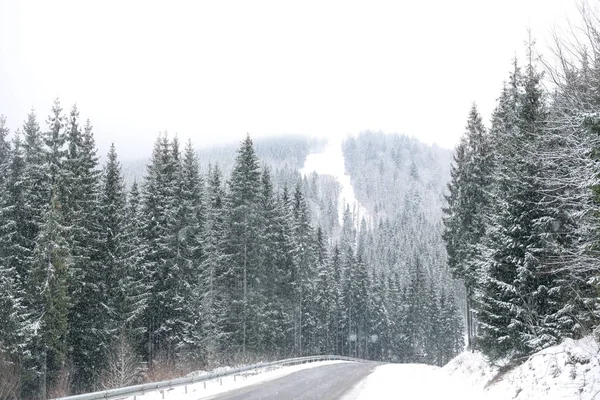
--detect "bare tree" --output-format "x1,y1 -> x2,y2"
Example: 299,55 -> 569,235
0,352 -> 20,400
99,335 -> 145,390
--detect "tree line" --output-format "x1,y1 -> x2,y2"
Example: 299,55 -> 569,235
444,19 -> 600,363
0,103 -> 463,399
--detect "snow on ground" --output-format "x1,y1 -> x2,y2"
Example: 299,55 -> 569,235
443,350 -> 498,389
445,336 -> 600,400
299,138 -> 369,227
121,360 -> 347,400
344,363 -> 486,400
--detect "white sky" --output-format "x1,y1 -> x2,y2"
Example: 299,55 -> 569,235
0,0 -> 579,159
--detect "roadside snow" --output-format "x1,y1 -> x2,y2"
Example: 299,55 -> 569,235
445,336 -> 600,400
443,350 -> 497,389
300,138 -> 369,228
120,360 -> 347,400
344,363 -> 486,400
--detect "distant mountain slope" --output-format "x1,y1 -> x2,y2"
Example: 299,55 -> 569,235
342,131 -> 460,306
343,131 -> 452,222
121,134 -> 342,239
122,135 -> 324,185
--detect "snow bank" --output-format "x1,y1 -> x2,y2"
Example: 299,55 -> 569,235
121,360 -> 347,400
444,336 -> 600,400
345,363 -> 486,400
443,350 -> 498,389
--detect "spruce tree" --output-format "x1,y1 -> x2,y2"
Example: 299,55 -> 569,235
28,192 -> 71,399
173,140 -> 205,359
20,111 -> 49,288
292,183 -> 316,355
98,144 -> 136,360
63,110 -> 102,392
141,134 -> 177,363
0,115 -> 10,185
0,129 -> 30,394
124,181 -> 148,351
442,104 -> 491,350
478,55 -> 553,359
44,99 -> 67,200
224,134 -> 262,356
201,164 -> 228,363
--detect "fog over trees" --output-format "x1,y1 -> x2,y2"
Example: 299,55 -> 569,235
3,6 -> 600,400
0,107 -> 462,398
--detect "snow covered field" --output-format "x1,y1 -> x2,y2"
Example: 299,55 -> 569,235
300,138 -> 369,227
119,360 -> 347,400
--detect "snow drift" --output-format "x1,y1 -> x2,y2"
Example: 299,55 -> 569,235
444,336 -> 600,400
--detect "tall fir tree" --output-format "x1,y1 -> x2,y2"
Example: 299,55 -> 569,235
201,164 -> 229,363
28,192 -> 71,399
224,135 -> 262,356
62,109 -> 103,392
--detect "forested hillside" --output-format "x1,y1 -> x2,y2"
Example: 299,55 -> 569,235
343,132 -> 452,222
0,106 -> 463,399
121,135 -> 323,187
340,132 -> 461,365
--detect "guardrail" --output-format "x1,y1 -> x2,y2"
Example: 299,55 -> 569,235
51,354 -> 365,400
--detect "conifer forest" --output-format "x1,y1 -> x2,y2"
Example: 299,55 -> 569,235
0,104 -> 462,398
4,4 -> 600,400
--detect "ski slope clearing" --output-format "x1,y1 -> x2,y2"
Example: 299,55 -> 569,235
300,138 -> 369,227
445,336 -> 600,400
119,360 -> 347,400
344,363 -> 485,400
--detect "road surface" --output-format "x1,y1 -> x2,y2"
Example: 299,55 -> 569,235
202,361 -> 377,400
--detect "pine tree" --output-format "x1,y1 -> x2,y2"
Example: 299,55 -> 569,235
476,64 -> 525,359
124,180 -> 148,352
438,290 -> 464,365
141,134 -> 176,363
328,245 -> 345,356
256,167 -> 294,355
20,110 -> 49,288
28,192 -> 71,399
0,115 -> 10,186
292,183 -> 316,355
201,164 -> 229,363
367,271 -> 390,361
63,109 -> 103,392
173,140 -> 205,360
477,54 -> 554,359
98,144 -> 138,366
406,256 -> 428,362
313,227 -> 334,355
224,134 -> 262,356
142,134 -> 199,363
0,127 -> 30,394
442,104 -> 491,350
44,99 -> 67,201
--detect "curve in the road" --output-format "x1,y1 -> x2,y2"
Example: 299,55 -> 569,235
201,361 -> 377,400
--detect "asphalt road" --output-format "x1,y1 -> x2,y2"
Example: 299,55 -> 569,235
203,362 -> 377,400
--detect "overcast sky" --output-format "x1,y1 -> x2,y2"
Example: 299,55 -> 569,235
0,0 -> 579,159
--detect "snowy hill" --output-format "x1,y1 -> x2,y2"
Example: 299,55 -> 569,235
444,337 -> 600,400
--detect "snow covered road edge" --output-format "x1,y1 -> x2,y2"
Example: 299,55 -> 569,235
444,336 -> 600,400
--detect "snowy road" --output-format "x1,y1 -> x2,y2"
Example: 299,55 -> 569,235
201,361 -> 377,400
